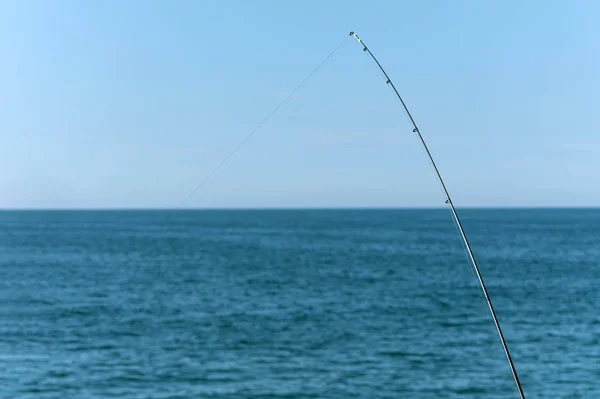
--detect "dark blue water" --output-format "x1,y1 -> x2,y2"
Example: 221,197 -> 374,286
1,209 -> 598,398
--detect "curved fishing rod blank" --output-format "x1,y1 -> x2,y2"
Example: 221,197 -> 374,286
349,31 -> 526,399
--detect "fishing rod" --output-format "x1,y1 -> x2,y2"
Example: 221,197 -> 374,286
348,32 -> 526,398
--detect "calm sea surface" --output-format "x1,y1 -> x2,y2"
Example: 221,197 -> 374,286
1,209 -> 598,398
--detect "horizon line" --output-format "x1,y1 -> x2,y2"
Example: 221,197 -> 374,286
0,205 -> 598,211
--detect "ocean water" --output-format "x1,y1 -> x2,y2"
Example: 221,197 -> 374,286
0,209 -> 598,398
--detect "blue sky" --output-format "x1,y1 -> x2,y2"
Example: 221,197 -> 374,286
1,1 -> 598,208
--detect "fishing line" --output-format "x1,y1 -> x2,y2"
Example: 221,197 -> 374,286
179,35 -> 351,207
349,31 -> 527,399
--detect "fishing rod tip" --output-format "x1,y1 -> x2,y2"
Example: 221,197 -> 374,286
349,31 -> 361,41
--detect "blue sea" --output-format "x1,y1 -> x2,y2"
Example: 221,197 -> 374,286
1,209 -> 598,398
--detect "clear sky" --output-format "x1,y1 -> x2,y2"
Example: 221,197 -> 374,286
1,1 -> 598,208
